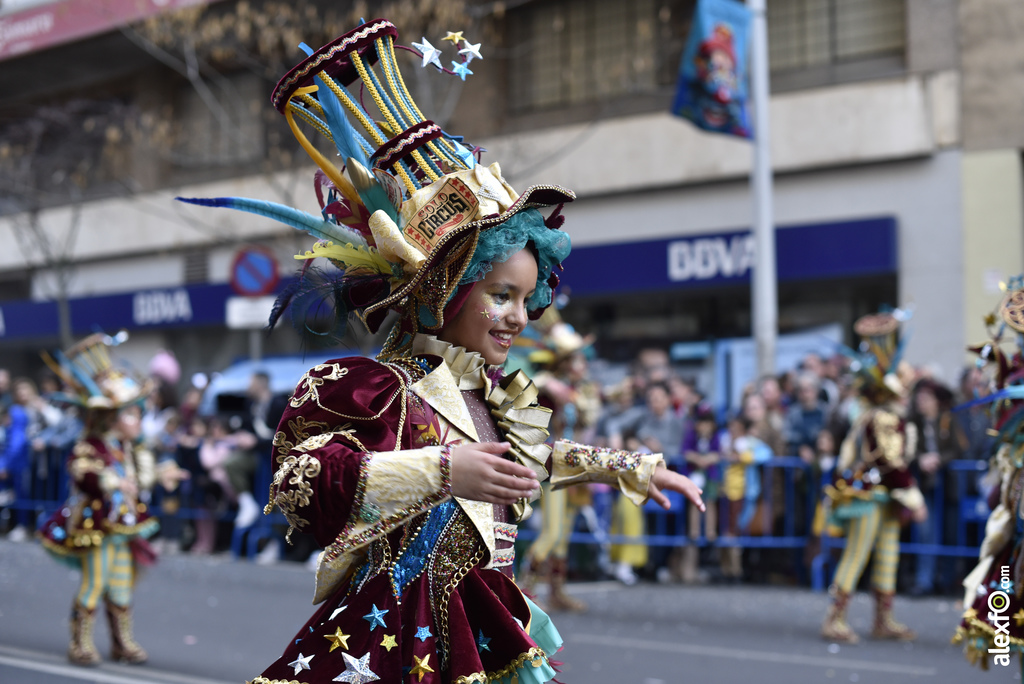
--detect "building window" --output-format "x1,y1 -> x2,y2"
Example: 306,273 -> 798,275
506,0 -> 905,116
768,0 -> 906,75
508,0 -> 660,113
172,72 -> 264,168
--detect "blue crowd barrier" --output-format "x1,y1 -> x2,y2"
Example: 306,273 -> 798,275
7,449 -> 991,584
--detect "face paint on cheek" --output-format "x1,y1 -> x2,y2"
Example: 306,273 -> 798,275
480,292 -> 514,324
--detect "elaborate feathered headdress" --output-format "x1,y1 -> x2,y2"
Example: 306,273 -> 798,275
847,309 -> 912,405
42,333 -> 151,410
178,19 -> 574,358
959,276 -> 1024,444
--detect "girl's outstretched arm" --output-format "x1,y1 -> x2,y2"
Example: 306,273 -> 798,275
648,465 -> 705,511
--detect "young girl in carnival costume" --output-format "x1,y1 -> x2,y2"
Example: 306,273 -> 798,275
37,334 -> 183,666
954,278 -> 1024,671
820,311 -> 927,643
180,19 -> 704,684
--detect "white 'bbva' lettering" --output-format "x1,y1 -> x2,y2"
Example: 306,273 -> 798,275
668,235 -> 755,282
133,289 -> 194,325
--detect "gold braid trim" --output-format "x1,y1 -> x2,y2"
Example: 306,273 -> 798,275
453,646 -> 550,684
271,453 -> 322,538
953,624 -> 1007,671
267,426 -> 372,540
823,480 -> 889,505
959,613 -> 1024,646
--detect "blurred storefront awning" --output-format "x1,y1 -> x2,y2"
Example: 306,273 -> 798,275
0,0 -> 221,61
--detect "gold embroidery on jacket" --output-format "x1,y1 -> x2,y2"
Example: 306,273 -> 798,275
290,363 -> 350,408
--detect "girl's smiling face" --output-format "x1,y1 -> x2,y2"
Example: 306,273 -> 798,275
438,248 -> 538,365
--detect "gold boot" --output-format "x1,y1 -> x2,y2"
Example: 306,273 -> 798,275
517,557 -> 548,599
821,586 -> 859,644
68,603 -> 101,666
546,558 -> 587,613
870,590 -> 916,641
106,602 -> 149,663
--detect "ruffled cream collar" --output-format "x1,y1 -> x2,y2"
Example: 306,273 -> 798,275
411,334 -> 490,390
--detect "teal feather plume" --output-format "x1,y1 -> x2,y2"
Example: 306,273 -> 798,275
176,196 -> 368,248
346,158 -> 400,223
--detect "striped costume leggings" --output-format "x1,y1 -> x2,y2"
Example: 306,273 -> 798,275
76,539 -> 134,609
832,503 -> 901,594
525,485 -> 577,562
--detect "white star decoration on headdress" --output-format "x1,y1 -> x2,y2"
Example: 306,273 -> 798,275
458,41 -> 482,62
411,37 -> 443,70
288,653 -> 314,675
333,652 -> 379,683
452,61 -> 473,81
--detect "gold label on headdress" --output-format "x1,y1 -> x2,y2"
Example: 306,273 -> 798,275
404,177 -> 479,255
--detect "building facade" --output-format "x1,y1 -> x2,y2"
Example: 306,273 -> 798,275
0,0 -> 1020,389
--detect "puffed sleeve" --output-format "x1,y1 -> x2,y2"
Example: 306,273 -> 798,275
268,358 -> 452,550
864,411 -> 924,511
549,439 -> 663,505
133,444 -> 157,491
67,439 -> 120,498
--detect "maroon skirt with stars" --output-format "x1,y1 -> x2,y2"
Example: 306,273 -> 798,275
253,564 -> 548,684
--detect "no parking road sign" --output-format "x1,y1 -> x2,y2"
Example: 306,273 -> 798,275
230,246 -> 279,297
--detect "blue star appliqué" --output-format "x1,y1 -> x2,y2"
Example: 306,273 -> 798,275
362,604 -> 389,630
415,625 -> 433,642
476,629 -> 491,653
451,61 -> 473,81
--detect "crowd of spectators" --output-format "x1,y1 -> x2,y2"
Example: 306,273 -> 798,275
0,354 -> 288,562
0,345 -> 994,591
579,348 -> 990,593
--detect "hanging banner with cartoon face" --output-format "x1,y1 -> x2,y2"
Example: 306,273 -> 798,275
671,0 -> 753,139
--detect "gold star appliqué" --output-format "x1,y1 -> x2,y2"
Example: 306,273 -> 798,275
325,627 -> 351,652
409,653 -> 434,681
380,634 -> 397,652
443,31 -> 464,44
1013,608 -> 1024,626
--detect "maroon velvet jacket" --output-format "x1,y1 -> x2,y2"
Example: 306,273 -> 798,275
39,436 -> 158,559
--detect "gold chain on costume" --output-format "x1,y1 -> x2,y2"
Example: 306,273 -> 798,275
438,546 -> 485,668
454,647 -> 550,684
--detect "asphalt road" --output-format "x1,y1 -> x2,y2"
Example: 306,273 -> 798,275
0,538 -> 1007,683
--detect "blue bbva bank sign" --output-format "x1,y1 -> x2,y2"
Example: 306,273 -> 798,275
0,217 -> 896,339
562,216 -> 897,296
0,282 -> 238,340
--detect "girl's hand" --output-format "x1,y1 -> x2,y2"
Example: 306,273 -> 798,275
119,478 -> 139,499
912,504 -> 928,523
450,442 -> 539,505
648,464 -> 705,512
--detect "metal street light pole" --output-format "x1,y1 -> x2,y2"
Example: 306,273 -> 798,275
748,0 -> 777,376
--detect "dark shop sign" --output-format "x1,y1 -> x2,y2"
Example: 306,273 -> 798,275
562,216 -> 897,296
0,282 -> 239,340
